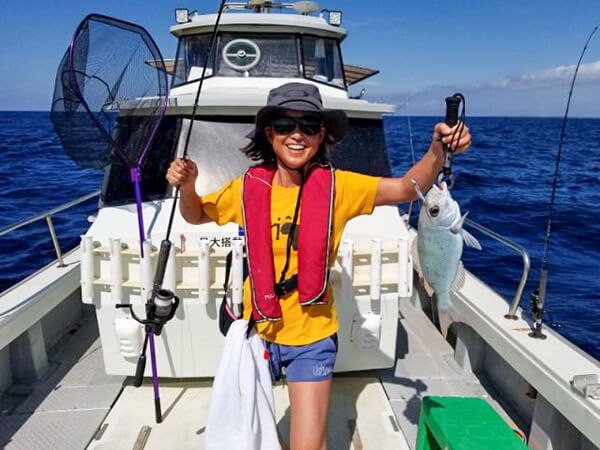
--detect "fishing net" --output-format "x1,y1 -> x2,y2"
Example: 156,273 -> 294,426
50,14 -> 168,169
50,14 -> 168,255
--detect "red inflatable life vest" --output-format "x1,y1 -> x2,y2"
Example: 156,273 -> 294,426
242,164 -> 334,322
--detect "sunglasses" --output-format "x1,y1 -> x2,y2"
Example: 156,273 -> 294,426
270,116 -> 323,136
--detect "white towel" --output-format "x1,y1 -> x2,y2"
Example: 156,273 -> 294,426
205,320 -> 280,450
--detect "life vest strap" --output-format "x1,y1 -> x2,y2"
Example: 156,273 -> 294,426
274,274 -> 298,296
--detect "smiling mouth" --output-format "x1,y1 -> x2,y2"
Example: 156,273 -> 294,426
286,144 -> 306,152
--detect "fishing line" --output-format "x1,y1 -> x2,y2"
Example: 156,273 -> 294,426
530,25 -> 598,338
166,0 -> 227,240
405,102 -> 417,225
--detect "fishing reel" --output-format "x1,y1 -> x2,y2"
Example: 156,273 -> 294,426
437,93 -> 465,189
116,288 -> 180,336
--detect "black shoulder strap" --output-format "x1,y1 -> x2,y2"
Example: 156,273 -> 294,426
246,315 -> 256,339
222,250 -> 233,306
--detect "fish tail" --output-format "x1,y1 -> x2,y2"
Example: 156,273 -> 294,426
437,293 -> 452,311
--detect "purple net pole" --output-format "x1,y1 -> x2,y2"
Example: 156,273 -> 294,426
148,331 -> 162,423
130,167 -> 146,258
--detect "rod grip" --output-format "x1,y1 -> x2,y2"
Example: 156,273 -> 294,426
445,95 -> 461,127
155,398 -> 163,423
134,354 -> 146,387
153,240 -> 172,288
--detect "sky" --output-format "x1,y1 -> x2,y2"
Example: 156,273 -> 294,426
1,0 -> 600,116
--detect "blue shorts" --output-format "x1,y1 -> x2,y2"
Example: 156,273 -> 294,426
264,334 -> 338,382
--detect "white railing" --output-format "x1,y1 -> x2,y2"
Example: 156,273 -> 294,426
0,190 -> 101,268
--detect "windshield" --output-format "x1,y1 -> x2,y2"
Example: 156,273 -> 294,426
172,33 -> 346,89
216,33 -> 299,78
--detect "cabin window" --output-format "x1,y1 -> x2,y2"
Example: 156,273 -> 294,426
215,33 -> 299,78
300,36 -> 345,89
172,34 -> 213,86
172,33 -> 347,89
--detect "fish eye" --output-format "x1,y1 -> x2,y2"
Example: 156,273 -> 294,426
429,206 -> 440,217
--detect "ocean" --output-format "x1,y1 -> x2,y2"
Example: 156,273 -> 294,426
0,112 -> 598,359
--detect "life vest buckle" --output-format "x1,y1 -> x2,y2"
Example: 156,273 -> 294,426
274,274 -> 298,296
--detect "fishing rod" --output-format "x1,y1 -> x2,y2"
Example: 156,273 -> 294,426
529,25 -> 598,339
124,0 -> 228,423
405,93 -> 464,225
405,104 -> 417,224
165,0 -> 226,238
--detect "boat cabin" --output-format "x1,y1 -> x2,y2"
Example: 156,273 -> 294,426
102,2 -> 394,208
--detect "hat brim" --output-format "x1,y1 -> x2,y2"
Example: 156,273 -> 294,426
250,105 -> 348,144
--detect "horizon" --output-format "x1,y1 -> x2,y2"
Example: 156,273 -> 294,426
3,110 -> 599,120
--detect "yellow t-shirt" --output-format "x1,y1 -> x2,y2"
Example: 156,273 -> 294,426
201,169 -> 381,345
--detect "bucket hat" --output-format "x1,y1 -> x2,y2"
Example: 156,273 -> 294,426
249,82 -> 348,144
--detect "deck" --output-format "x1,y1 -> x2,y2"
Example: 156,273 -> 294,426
0,296 -> 520,449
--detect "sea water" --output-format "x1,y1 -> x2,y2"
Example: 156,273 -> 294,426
0,112 -> 598,359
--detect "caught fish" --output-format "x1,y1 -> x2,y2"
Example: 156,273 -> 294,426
412,180 -> 481,310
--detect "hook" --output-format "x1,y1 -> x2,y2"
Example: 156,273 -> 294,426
411,178 -> 427,203
436,171 -> 455,189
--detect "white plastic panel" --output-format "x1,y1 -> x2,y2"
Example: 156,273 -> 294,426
80,235 -> 94,303
198,239 -> 210,305
88,203 -> 406,377
370,238 -> 382,301
351,312 -> 382,350
333,206 -> 407,373
109,238 -> 123,304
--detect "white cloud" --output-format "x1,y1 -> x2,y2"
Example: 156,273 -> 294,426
498,60 -> 600,88
375,60 -> 600,116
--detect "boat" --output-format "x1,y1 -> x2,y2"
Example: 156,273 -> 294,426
1,2 -> 599,448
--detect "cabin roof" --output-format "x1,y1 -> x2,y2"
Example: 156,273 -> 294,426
170,13 -> 347,40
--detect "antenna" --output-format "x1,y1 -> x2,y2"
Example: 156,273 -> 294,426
293,1 -> 320,15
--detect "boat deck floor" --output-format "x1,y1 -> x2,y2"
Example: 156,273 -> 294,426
0,301 -> 517,449
0,317 -> 125,450
381,302 -> 517,446
89,376 -> 408,449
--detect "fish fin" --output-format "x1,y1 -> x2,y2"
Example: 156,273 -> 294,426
450,211 -> 468,234
461,229 -> 482,250
436,292 -> 452,311
451,261 -> 466,292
